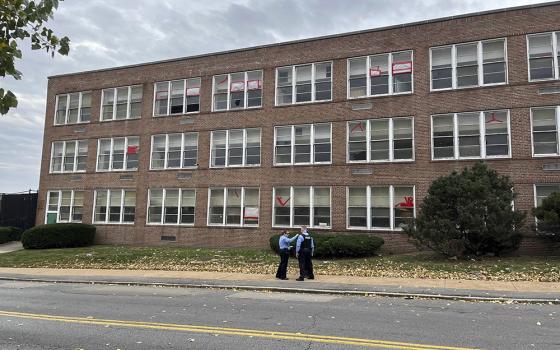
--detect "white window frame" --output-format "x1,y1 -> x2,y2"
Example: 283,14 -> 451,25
50,140 -> 88,173
346,117 -> 415,163
430,110 -> 511,160
92,189 -> 135,225
96,136 -> 140,172
271,186 -> 332,229
206,187 -> 260,227
149,133 -> 199,170
429,38 -> 508,91
45,190 -> 84,224
273,123 -> 332,166
530,106 -> 560,157
534,184 -> 560,208
346,185 -> 416,231
53,91 -> 92,125
211,70 -> 263,112
209,128 -> 261,168
275,61 -> 333,106
152,78 -> 201,117
146,188 -> 196,226
526,32 -> 560,82
346,50 -> 414,99
100,85 -> 143,121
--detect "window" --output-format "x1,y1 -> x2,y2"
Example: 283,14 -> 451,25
348,50 -> 413,98
101,85 -> 143,121
527,32 -> 560,81
272,186 -> 331,228
94,189 -> 136,224
207,187 -> 260,226
347,186 -> 415,230
147,188 -> 196,225
430,39 -> 507,90
213,70 -> 263,111
210,129 -> 261,168
276,62 -> 332,105
153,78 -> 200,116
531,106 -> 560,156
347,118 -> 413,162
274,123 -> 331,165
96,136 -> 140,171
431,110 -> 510,160
54,91 -> 91,125
535,184 -> 560,207
150,133 -> 198,169
45,190 -> 84,224
50,140 -> 88,173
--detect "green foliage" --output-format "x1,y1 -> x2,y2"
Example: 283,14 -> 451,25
269,232 -> 384,258
21,223 -> 95,249
0,0 -> 70,114
0,227 -> 23,243
533,192 -> 560,242
405,162 -> 526,257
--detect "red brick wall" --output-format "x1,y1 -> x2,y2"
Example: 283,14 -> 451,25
37,3 -> 560,254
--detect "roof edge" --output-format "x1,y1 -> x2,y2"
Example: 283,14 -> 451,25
48,1 -> 560,79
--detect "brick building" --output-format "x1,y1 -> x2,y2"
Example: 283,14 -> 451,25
38,2 -> 560,253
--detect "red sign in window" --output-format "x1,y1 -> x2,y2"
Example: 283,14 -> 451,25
127,146 -> 139,154
392,61 -> 413,74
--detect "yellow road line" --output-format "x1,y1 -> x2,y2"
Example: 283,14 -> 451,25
0,310 -> 479,350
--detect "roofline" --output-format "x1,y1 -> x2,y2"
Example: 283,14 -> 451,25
48,0 -> 560,79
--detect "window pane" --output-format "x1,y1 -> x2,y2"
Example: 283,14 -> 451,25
214,75 -> 228,110
393,118 -> 413,160
529,34 -> 554,80
230,72 -> 245,109
123,190 -> 136,223
371,187 -> 390,228
294,125 -> 311,163
348,187 -> 367,228
183,133 -> 198,167
59,190 -> 72,222
209,189 -> 224,224
313,124 -> 331,163
98,139 -> 112,170
315,62 -> 332,101
170,80 -> 185,114
456,43 -> 479,87
166,134 -> 182,168
47,191 -> 59,212
67,93 -> 80,123
245,129 -> 261,165
482,40 -> 506,84
55,95 -> 68,124
109,190 -> 122,222
211,131 -> 227,167
247,71 -> 262,108
180,189 -> 196,224
129,86 -> 143,118
313,187 -> 330,227
155,82 -> 169,116
115,87 -> 128,120
432,115 -> 454,158
186,78 -> 200,113
394,187 -> 414,229
71,191 -> 84,222
148,189 -> 163,224
295,65 -> 312,102
226,188 -> 242,225
80,92 -> 92,122
274,187 -> 291,226
243,188 -> 259,226
532,108 -> 558,155
276,67 -> 293,105
275,126 -> 292,164
392,51 -> 412,93
95,191 -> 108,222
102,89 -> 115,121
484,111 -> 509,156
293,187 -> 310,226
370,54 -> 389,95
458,112 -> 481,157
370,119 -> 390,161
62,142 -> 76,172
536,185 -> 560,206
51,142 -> 63,172
228,129 -> 244,166
151,135 -> 166,169
349,58 -> 367,97
125,137 -> 139,170
348,121 -> 367,161
164,189 -> 179,224
431,47 -> 452,89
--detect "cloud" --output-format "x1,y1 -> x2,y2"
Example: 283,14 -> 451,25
0,0 -> 554,192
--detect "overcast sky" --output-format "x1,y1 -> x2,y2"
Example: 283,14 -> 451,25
0,0 -> 553,193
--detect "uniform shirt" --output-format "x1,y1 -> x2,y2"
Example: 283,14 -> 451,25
296,232 -> 315,254
279,235 -> 297,250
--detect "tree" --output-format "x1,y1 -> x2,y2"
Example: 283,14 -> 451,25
405,162 -> 526,257
0,0 -> 70,115
532,192 -> 560,242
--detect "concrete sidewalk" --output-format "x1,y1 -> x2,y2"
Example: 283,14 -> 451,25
0,242 -> 23,254
0,267 -> 558,303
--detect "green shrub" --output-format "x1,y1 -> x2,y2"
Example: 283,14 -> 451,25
21,223 -> 96,249
0,227 -> 23,243
532,192 -> 560,242
405,162 -> 526,257
269,232 -> 384,258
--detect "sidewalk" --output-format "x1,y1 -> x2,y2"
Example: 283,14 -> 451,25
0,242 -> 23,254
0,267 -> 558,303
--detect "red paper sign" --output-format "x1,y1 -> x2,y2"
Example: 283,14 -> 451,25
276,196 -> 290,207
186,87 -> 200,96
396,196 -> 414,208
127,146 -> 139,154
392,61 -> 413,74
369,68 -> 382,77
230,81 -> 245,92
247,79 -> 262,90
350,122 -> 365,134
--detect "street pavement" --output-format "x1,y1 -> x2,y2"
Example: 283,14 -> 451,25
0,280 -> 558,349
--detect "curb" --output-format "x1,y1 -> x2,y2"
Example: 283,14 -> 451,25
1,276 -> 558,305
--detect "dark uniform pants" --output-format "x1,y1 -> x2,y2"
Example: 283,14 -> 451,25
298,248 -> 314,279
276,249 -> 290,279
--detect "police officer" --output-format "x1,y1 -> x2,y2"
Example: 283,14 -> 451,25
276,230 -> 297,280
295,225 -> 314,281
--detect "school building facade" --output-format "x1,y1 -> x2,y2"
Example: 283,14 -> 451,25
38,2 -> 560,253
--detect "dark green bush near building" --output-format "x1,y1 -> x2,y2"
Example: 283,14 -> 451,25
405,162 -> 526,257
0,227 -> 23,243
21,223 -> 96,249
269,233 -> 384,258
533,192 -> 560,242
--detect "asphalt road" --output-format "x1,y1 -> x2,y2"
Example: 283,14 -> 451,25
0,280 -> 558,350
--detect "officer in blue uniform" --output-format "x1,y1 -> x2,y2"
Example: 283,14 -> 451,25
276,230 -> 297,280
295,225 -> 314,281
